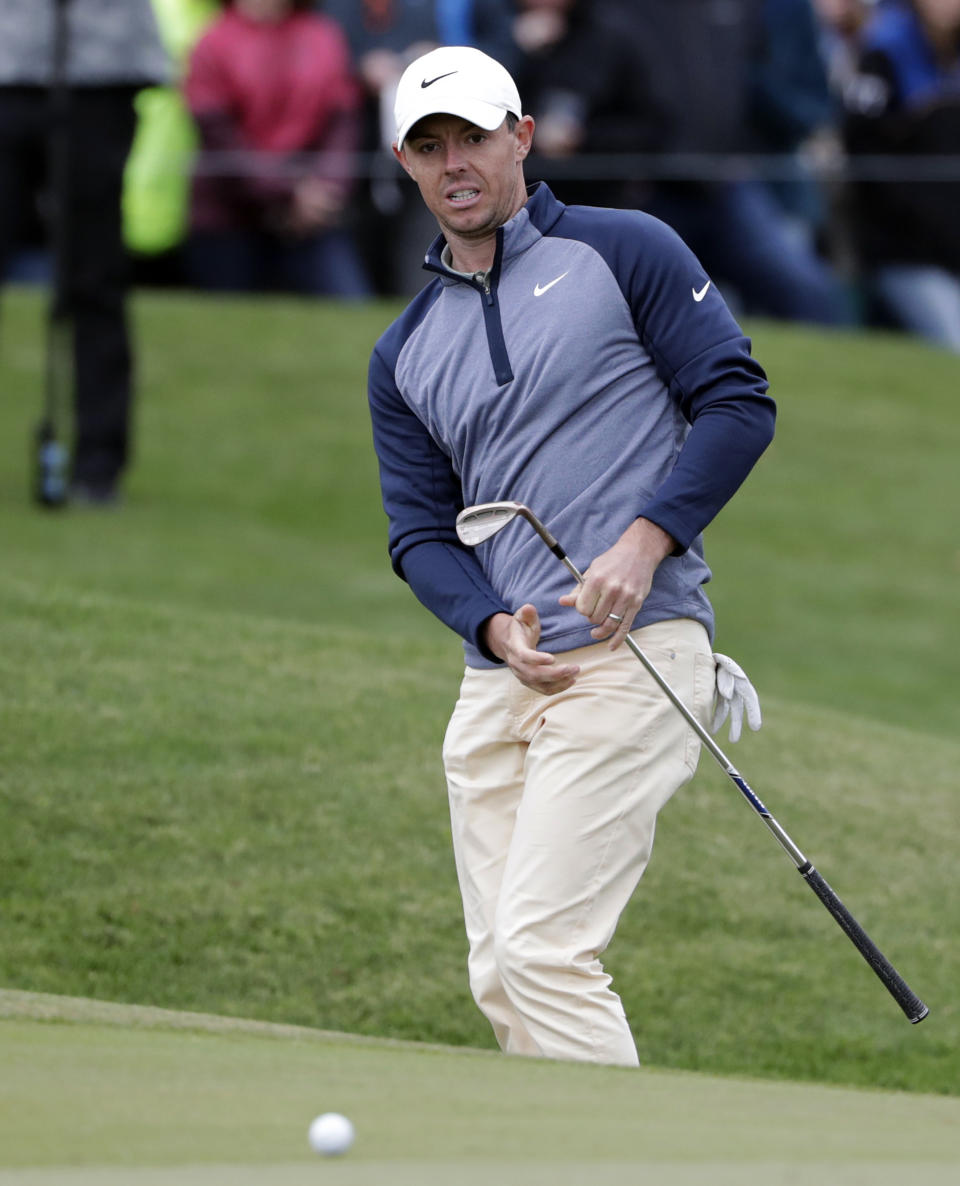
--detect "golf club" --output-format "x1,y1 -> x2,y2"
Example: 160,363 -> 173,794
455,499 -> 929,1025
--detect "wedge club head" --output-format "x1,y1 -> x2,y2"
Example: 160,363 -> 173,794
455,501 -> 526,546
456,501 -> 582,579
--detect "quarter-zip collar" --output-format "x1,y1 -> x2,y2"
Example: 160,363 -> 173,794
422,182 -> 564,285
420,184 -> 566,386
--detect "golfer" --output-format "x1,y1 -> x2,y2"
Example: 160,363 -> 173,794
368,46 -> 776,1066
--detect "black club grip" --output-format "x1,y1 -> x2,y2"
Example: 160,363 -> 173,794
800,862 -> 928,1024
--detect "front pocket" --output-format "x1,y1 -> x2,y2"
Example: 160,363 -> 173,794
684,649 -> 718,774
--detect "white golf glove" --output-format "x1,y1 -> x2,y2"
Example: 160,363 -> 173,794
711,653 -> 762,743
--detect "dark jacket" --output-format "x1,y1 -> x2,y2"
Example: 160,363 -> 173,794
514,0 -> 667,208
603,0 -> 765,155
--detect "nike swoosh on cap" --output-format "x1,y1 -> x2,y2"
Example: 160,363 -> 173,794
421,71 -> 458,88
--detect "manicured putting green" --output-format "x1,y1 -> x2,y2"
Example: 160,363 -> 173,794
1,992 -> 957,1185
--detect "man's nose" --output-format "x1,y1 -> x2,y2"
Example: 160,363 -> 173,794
443,144 -> 467,171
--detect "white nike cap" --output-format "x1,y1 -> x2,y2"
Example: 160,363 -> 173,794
394,46 -> 522,148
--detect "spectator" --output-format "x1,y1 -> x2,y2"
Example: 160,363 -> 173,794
749,0 -> 839,250
813,0 -> 874,100
184,0 -> 371,298
123,0 -> 221,287
320,0 -> 518,294
0,0 -> 170,506
842,0 -> 960,351
512,0 -> 665,210
601,0 -> 853,326
811,0 -> 882,319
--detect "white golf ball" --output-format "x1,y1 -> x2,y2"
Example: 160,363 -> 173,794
308,1111 -> 355,1157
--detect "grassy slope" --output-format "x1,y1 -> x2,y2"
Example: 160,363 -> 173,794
0,287 -> 957,1095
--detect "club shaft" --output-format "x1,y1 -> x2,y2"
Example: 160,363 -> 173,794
532,512 -> 928,1024
557,545 -> 806,859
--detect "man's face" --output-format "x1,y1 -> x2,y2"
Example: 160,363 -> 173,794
394,114 -> 534,249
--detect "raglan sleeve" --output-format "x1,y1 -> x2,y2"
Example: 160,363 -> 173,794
619,215 -> 777,552
367,339 -> 510,660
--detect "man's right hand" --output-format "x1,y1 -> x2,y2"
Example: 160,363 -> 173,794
483,605 -> 580,695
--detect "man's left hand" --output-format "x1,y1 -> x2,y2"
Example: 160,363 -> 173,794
558,518 -> 675,650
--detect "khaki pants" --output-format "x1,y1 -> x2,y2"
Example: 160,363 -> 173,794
442,618 -> 716,1066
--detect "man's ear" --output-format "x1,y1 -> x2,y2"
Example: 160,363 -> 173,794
515,115 -> 535,161
392,142 -> 412,176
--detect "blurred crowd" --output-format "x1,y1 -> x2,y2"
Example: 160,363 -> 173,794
3,0 -> 960,352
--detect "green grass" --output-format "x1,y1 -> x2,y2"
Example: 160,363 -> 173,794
1,992 -> 958,1184
1,286 -> 958,1099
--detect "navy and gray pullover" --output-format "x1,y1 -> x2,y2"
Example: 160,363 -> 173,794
368,183 -> 775,668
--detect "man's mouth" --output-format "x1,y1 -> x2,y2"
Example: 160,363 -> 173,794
448,188 -> 480,204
